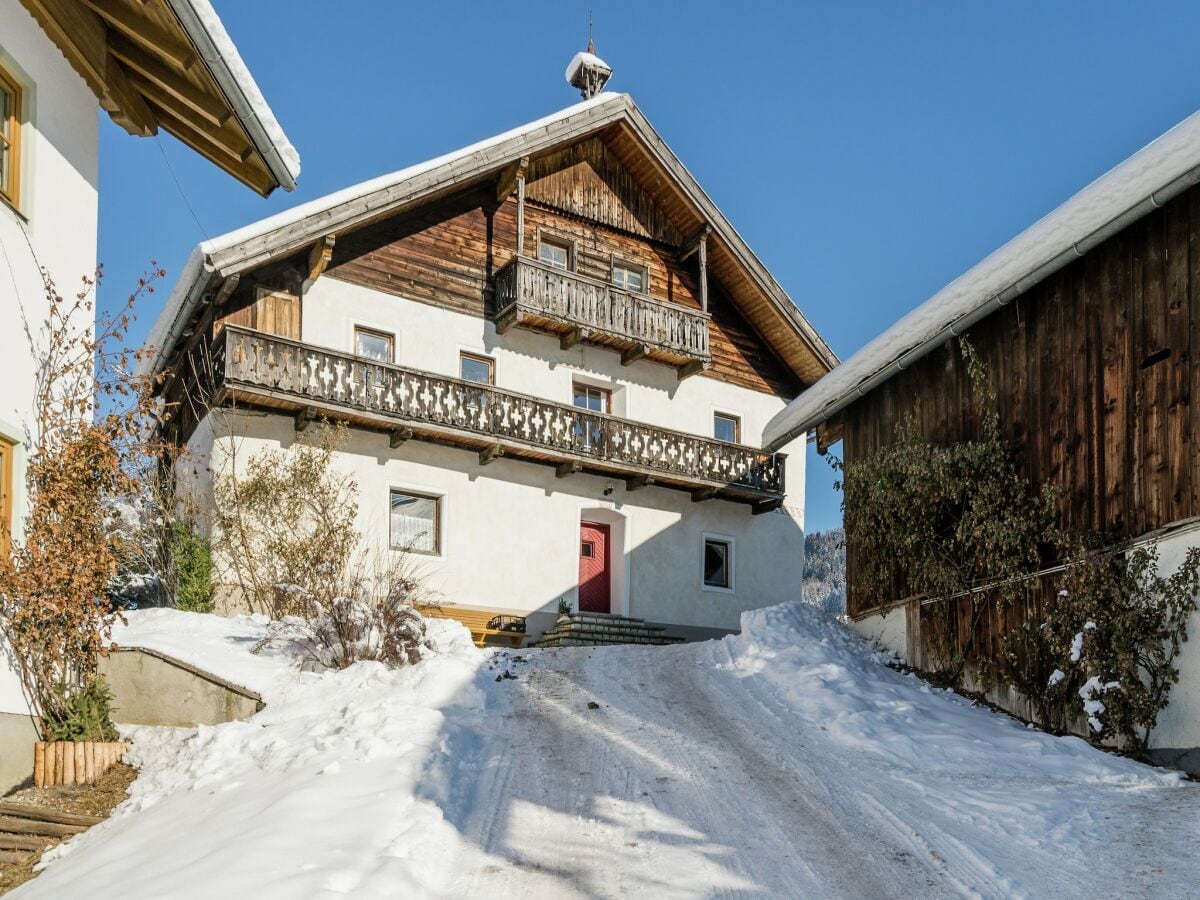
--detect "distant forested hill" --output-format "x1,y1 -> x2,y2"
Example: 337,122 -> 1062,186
802,528 -> 846,615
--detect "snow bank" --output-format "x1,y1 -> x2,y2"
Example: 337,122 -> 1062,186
24,610 -> 487,898
723,602 -> 1181,786
14,603 -> 1193,898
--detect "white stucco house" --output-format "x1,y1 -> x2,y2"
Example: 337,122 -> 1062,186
0,0 -> 299,793
144,56 -> 837,647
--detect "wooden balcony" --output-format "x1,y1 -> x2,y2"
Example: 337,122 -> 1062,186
493,257 -> 712,374
211,327 -> 784,507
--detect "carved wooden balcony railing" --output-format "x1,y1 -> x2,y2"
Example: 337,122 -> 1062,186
494,256 -> 711,374
211,327 -> 784,506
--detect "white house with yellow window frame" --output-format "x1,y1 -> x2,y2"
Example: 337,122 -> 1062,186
0,0 -> 300,794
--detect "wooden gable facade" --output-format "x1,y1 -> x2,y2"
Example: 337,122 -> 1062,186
833,179 -> 1200,649
213,129 -> 807,398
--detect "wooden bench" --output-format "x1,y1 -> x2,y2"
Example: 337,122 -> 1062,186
426,608 -> 527,648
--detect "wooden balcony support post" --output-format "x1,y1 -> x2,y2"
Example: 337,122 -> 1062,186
752,497 -> 784,516
560,326 -> 592,350
294,406 -> 316,432
389,427 -> 413,448
626,475 -> 655,491
479,444 -> 504,466
621,343 -> 649,367
679,225 -> 711,314
556,461 -> 583,478
691,487 -> 717,503
517,173 -> 525,257
678,359 -> 708,381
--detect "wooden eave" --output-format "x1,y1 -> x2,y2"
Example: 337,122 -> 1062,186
178,95 -> 837,385
19,0 -> 280,195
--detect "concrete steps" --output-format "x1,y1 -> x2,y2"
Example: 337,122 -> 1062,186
532,612 -> 686,648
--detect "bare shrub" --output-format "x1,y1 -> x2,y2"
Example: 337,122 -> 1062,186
0,267 -> 164,738
257,555 -> 434,670
212,422 -> 433,669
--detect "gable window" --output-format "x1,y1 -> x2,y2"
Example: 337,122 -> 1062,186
460,351 -> 495,385
713,412 -> 741,444
611,261 -> 647,294
355,326 -> 394,363
0,65 -> 21,209
539,236 -> 571,271
390,490 -> 440,555
703,536 -> 733,591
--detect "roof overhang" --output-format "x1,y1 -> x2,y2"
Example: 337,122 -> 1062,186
19,0 -> 299,195
762,100 -> 1200,452
142,92 -> 837,387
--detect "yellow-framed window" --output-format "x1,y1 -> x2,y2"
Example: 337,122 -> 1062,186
0,64 -> 21,210
0,437 -> 14,555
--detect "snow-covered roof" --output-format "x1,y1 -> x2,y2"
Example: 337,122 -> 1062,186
762,104 -> 1200,452
142,92 -> 837,383
168,0 -> 301,190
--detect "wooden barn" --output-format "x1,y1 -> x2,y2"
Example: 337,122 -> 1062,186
764,106 -> 1200,773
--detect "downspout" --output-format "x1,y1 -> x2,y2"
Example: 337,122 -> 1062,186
764,159 -> 1200,453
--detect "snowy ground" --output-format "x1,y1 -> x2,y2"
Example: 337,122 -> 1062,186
13,604 -> 1200,899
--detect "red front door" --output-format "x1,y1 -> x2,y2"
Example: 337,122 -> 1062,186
578,522 -> 611,613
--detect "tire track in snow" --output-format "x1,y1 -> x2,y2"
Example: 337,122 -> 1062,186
439,644 -> 951,898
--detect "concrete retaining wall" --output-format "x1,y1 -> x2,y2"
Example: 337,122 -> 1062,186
99,648 -> 263,728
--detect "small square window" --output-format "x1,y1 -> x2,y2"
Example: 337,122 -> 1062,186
703,538 -> 732,590
612,261 -> 646,293
539,237 -> 571,271
713,413 -> 741,444
355,327 -> 394,363
581,540 -> 595,559
460,352 -> 495,385
390,490 -> 440,555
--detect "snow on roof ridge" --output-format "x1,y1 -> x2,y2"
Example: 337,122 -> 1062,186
762,102 -> 1200,450
169,0 -> 301,188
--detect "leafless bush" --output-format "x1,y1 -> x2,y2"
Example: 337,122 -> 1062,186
257,554 -> 435,670
212,422 -> 435,669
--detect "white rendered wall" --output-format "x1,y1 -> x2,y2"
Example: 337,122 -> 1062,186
1145,523 -> 1200,758
193,273 -> 810,632
0,0 -> 99,721
301,275 -> 804,454
846,608 -> 908,662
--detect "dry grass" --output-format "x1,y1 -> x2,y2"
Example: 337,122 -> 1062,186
0,762 -> 137,896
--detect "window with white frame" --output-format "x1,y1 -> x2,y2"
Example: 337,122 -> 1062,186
539,235 -> 571,270
459,351 -> 495,385
713,412 -> 741,444
703,536 -> 733,590
389,490 -> 440,555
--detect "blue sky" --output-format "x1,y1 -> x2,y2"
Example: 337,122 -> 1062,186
96,0 -> 1200,534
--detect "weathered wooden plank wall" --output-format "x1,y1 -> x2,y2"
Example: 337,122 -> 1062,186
325,170 -> 801,396
839,183 -> 1200,621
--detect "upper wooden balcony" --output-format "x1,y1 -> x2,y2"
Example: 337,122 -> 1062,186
493,256 -> 712,375
209,327 -> 784,508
